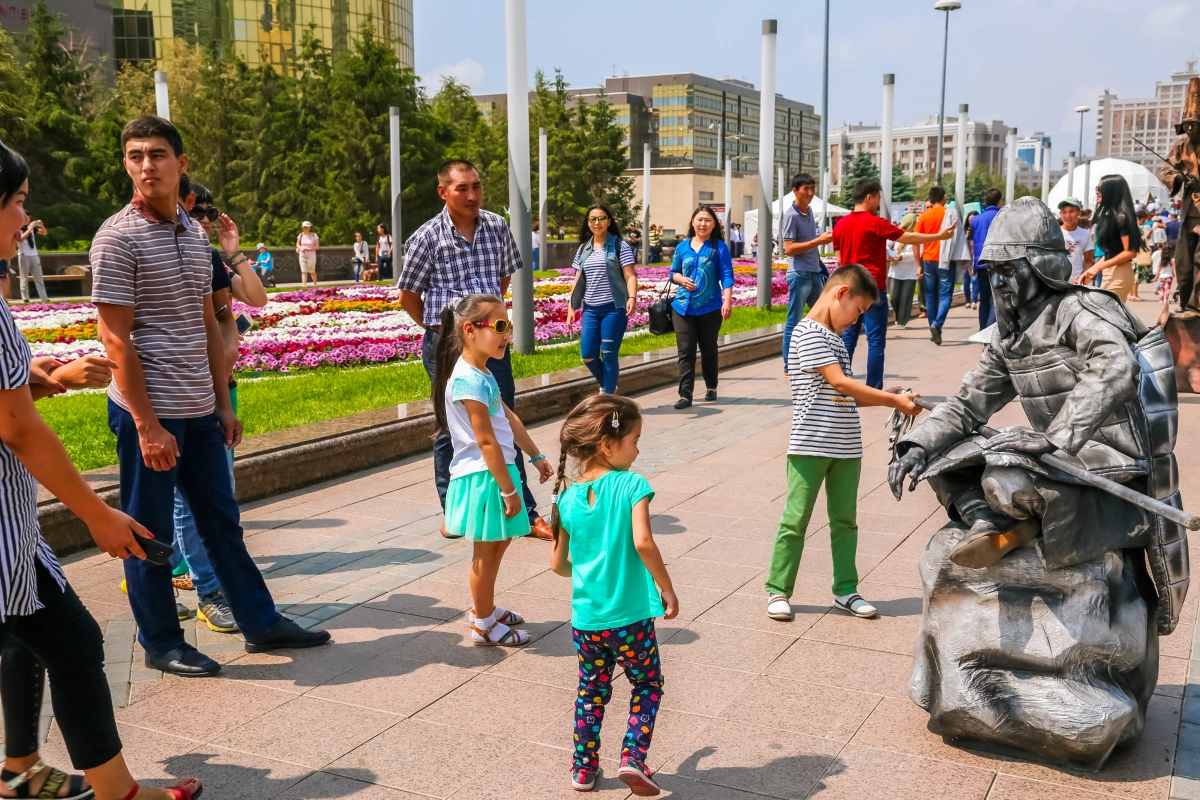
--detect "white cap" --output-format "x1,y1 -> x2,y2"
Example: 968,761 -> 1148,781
256,242 -> 266,249
302,221 -> 312,228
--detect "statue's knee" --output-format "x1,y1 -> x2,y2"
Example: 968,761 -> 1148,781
982,466 -> 1039,516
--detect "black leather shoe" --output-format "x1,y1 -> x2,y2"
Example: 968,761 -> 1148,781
674,397 -> 692,409
245,618 -> 332,654
145,644 -> 221,677
704,389 -> 717,402
930,325 -> 943,346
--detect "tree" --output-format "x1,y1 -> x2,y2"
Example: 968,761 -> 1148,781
890,164 -> 915,203
834,152 -> 880,207
430,77 -> 507,216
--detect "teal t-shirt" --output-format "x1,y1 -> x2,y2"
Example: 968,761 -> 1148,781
558,470 -> 663,631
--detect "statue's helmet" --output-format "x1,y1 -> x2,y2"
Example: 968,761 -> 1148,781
980,196 -> 1071,285
1178,76 -> 1200,135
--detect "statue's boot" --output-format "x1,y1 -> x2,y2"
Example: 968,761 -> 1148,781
950,516 -> 1041,570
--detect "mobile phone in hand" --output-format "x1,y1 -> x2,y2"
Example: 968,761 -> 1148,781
235,312 -> 254,335
131,532 -> 174,566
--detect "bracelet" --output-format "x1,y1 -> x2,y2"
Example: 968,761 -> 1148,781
500,487 -> 519,498
529,454 -> 547,464
224,253 -> 248,267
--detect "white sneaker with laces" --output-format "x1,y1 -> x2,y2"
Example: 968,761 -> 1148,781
834,593 -> 878,618
766,594 -> 794,621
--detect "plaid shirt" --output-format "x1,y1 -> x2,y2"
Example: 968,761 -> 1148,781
398,207 -> 524,326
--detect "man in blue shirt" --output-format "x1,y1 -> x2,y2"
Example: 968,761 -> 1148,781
780,172 -> 833,370
969,188 -> 1003,329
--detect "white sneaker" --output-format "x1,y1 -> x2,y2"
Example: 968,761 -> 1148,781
834,593 -> 877,618
896,322 -> 906,330
766,594 -> 794,621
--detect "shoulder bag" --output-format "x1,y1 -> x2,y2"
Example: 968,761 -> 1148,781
648,276 -> 675,336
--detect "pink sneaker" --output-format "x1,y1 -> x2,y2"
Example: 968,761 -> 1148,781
618,758 -> 660,796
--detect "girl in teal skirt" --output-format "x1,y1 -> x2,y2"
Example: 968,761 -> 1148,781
432,294 -> 554,646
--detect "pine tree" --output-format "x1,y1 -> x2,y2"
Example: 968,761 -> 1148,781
890,164 -> 915,203
431,77 -> 507,217
835,152 -> 880,207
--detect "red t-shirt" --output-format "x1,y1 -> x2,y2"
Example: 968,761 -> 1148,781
832,211 -> 905,289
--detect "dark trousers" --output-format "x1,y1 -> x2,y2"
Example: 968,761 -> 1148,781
841,292 -> 889,389
1178,223 -> 1200,313
672,308 -> 722,399
109,401 -> 281,654
379,255 -> 394,281
0,564 -> 121,770
889,278 -> 917,327
975,268 -> 995,329
421,328 -> 539,522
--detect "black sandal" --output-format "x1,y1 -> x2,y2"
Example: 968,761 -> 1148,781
1,760 -> 93,799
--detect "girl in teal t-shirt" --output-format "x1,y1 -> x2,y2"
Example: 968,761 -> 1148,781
548,394 -> 678,796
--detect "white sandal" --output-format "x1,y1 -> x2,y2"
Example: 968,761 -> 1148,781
468,606 -> 525,626
472,620 -> 530,647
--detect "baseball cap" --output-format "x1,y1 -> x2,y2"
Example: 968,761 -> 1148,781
256,242 -> 266,249
302,220 -> 312,227
1057,197 -> 1082,210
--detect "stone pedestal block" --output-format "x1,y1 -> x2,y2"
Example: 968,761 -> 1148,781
910,522 -> 1159,772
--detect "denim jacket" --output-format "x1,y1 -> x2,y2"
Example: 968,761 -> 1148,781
670,238 -> 734,316
571,234 -> 630,310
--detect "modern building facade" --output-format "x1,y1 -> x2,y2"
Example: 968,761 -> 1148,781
828,115 -> 1013,195
1017,132 -> 1051,170
1095,62 -> 1199,170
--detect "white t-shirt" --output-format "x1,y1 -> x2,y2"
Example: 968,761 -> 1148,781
787,319 -> 862,458
17,227 -> 36,256
1154,249 -> 1175,279
445,357 -> 517,479
1062,226 -> 1094,280
532,232 -> 539,251
378,234 -> 392,258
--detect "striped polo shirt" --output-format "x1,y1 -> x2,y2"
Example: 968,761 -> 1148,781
91,195 -> 216,418
787,318 -> 863,458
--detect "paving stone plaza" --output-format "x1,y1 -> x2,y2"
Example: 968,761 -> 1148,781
24,301 -> 1200,800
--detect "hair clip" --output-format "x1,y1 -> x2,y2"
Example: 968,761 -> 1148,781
550,494 -> 558,506
611,411 -> 620,430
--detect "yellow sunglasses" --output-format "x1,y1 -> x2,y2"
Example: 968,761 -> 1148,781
472,319 -> 513,334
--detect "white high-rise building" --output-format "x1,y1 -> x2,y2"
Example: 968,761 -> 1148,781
1096,62 -> 1199,170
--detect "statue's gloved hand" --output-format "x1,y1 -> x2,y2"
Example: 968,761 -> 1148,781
981,428 -> 1055,455
888,446 -> 926,501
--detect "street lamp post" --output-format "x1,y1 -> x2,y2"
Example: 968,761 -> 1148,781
757,19 -> 778,310
1075,105 -> 1089,159
819,0 -> 830,233
504,0 -> 534,354
933,0 -> 960,187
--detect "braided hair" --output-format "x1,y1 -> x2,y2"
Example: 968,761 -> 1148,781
549,393 -> 643,543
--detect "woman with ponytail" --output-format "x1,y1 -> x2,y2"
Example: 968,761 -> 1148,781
548,394 -> 677,795
432,294 -> 554,646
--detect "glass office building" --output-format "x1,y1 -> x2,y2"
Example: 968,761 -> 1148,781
110,0 -> 413,73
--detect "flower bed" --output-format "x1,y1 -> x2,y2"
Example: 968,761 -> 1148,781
13,265 -> 792,374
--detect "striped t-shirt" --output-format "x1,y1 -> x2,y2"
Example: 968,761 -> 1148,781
91,196 -> 216,418
787,318 -> 862,458
576,240 -> 635,306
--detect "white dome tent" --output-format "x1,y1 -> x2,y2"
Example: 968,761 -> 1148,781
1046,157 -> 1170,211
742,192 -> 850,248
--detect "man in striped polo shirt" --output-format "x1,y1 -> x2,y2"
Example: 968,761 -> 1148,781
93,116 -> 329,677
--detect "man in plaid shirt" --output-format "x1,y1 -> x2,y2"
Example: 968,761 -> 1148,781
398,159 -> 553,540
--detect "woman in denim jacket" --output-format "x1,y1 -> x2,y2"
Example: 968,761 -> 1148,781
669,206 -> 734,409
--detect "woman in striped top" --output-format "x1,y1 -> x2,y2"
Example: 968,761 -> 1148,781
566,205 -> 638,394
0,143 -> 202,799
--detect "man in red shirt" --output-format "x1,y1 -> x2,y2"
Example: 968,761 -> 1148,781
832,179 -> 953,387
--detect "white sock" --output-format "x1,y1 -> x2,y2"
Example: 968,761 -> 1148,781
475,611 -> 496,630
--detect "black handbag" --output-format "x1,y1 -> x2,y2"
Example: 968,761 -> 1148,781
648,279 -> 675,335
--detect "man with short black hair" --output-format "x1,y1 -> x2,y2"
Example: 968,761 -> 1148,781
832,179 -> 953,387
915,186 -> 953,344
970,188 -> 1004,329
398,159 -> 552,540
780,172 -> 833,370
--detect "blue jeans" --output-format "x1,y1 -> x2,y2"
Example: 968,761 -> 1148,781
922,261 -> 954,329
975,267 -> 994,329
421,328 -> 540,522
579,303 -> 628,393
963,269 -> 977,304
784,271 -> 827,366
108,401 -> 281,654
841,292 -> 889,389
532,248 -> 539,271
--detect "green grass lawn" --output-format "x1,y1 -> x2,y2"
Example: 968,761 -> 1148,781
38,306 -> 787,471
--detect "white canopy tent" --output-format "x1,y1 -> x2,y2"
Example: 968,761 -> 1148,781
742,193 -> 850,248
1046,157 -> 1170,211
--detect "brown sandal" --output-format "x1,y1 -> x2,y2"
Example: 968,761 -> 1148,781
471,621 -> 530,647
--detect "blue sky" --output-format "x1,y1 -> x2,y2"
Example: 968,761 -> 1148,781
414,0 -> 1198,167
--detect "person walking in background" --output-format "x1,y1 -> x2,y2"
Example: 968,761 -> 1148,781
832,179 -> 953,388
887,233 -> 919,329
626,226 -> 642,263
648,223 -> 662,263
915,186 -> 954,345
565,204 -> 638,395
1154,239 -> 1176,305
1074,174 -> 1142,302
963,210 -> 979,309
430,294 -> 554,646
730,222 -> 745,257
531,221 -> 540,271
296,221 -> 319,287
970,189 -> 1003,330
254,242 -> 275,287
781,172 -> 833,370
1059,197 -> 1095,284
898,209 -> 925,319
16,218 -> 46,303
376,223 -> 394,281
398,159 -> 554,541
548,394 -> 677,796
669,205 -> 734,409
352,232 -> 369,283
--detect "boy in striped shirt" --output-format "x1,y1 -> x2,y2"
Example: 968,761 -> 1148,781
765,264 -> 921,622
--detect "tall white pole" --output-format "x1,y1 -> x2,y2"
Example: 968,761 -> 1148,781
1067,151 -> 1077,198
954,104 -> 968,212
154,71 -> 170,120
1041,141 -> 1051,202
776,164 -> 785,257
1005,127 -> 1018,204
505,0 -> 534,354
1082,157 -> 1092,211
819,0 -> 830,232
538,128 -> 547,267
724,157 -> 732,245
880,74 -> 895,220
389,107 -> 402,271
642,142 -> 650,266
935,10 -> 950,185
757,19 -> 778,309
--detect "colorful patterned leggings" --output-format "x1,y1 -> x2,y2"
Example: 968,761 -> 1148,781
572,618 -> 664,770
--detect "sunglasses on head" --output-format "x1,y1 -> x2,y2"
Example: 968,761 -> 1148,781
188,206 -> 218,222
472,319 -> 512,334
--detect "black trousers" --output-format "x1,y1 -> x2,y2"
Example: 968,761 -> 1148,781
0,563 -> 121,770
672,308 -> 722,399
889,279 -> 916,327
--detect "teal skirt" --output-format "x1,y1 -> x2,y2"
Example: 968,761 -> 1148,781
445,464 -> 531,542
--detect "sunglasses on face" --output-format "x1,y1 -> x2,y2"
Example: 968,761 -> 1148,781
188,206 -> 218,222
472,319 -> 512,334
588,215 -> 608,223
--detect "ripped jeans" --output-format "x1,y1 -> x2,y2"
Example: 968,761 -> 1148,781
579,302 -> 628,394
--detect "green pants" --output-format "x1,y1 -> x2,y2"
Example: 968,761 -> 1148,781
765,455 -> 861,598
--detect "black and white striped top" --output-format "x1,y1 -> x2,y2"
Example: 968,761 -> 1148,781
576,240 -> 635,307
0,301 -> 66,621
787,319 -> 863,458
